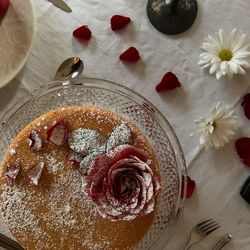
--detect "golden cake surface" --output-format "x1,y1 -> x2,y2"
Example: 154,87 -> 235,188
0,106 -> 159,250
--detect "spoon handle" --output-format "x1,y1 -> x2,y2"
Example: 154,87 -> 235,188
0,233 -> 24,250
212,234 -> 232,250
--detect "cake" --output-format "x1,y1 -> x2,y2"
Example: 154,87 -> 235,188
0,106 -> 161,250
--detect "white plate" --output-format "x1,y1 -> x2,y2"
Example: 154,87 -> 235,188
0,0 -> 36,88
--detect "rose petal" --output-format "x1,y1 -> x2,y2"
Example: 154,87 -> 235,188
67,150 -> 83,167
243,104 -> 250,120
87,155 -> 110,198
141,198 -> 155,215
109,168 -> 139,200
68,128 -> 106,156
106,123 -> 132,152
28,162 -> 44,185
80,150 -> 105,175
47,120 -> 68,146
6,163 -> 20,182
242,93 -> 250,104
241,93 -> 250,119
156,72 -> 181,93
28,130 -> 42,151
235,137 -> 250,167
120,47 -> 140,63
0,0 -> 10,20
146,181 -> 154,202
106,172 -> 146,215
154,175 -> 162,194
95,195 -> 123,219
84,144 -> 161,221
181,175 -> 196,199
128,174 -> 147,214
73,25 -> 92,41
106,144 -> 148,164
111,15 -> 131,31
87,145 -> 149,198
107,158 -> 141,186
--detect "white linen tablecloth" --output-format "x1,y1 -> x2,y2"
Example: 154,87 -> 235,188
0,0 -> 250,249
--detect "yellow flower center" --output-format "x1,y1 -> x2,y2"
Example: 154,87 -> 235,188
219,49 -> 233,61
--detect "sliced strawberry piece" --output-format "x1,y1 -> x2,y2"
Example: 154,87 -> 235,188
6,163 -> 20,182
47,120 -> 68,146
156,72 -> 181,92
28,162 -> 44,185
111,15 -> 131,31
0,0 -> 10,21
73,25 -> 92,41
28,130 -> 42,151
67,150 -> 83,166
120,47 -> 140,63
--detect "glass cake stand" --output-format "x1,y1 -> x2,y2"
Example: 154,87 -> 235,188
0,77 -> 187,249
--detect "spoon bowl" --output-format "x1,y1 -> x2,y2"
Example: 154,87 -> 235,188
54,57 -> 84,81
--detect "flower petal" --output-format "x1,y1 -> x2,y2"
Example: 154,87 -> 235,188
235,137 -> 250,167
192,103 -> 237,149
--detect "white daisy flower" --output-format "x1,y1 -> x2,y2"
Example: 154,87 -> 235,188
190,103 -> 237,149
198,29 -> 250,80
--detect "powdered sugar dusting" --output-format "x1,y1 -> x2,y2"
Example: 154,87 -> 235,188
0,106 -> 157,249
9,148 -> 16,156
45,154 -> 62,174
0,156 -> 111,249
0,184 -> 52,248
106,123 -> 132,152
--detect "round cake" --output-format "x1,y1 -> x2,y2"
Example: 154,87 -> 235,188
0,106 -> 161,250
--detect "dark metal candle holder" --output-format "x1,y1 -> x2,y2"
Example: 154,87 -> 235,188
147,0 -> 198,34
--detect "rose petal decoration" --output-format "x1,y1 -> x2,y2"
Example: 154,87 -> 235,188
181,175 -> 195,199
235,137 -> 250,167
6,163 -> 20,182
47,120 -> 68,146
120,47 -> 140,63
111,15 -> 131,31
106,123 -> 132,152
241,93 -> 250,120
84,144 -> 161,221
80,150 -> 105,176
28,162 -> 44,185
67,150 -> 83,167
73,25 -> 92,41
0,0 -> 10,21
156,72 -> 181,92
28,130 -> 42,151
68,128 -> 106,156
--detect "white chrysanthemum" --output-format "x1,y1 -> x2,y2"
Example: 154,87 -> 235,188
198,29 -> 250,79
190,103 -> 237,149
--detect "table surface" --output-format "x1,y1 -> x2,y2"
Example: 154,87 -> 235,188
0,0 -> 250,249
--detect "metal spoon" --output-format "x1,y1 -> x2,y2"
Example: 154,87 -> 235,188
0,233 -> 24,250
54,57 -> 84,81
212,234 -> 232,250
